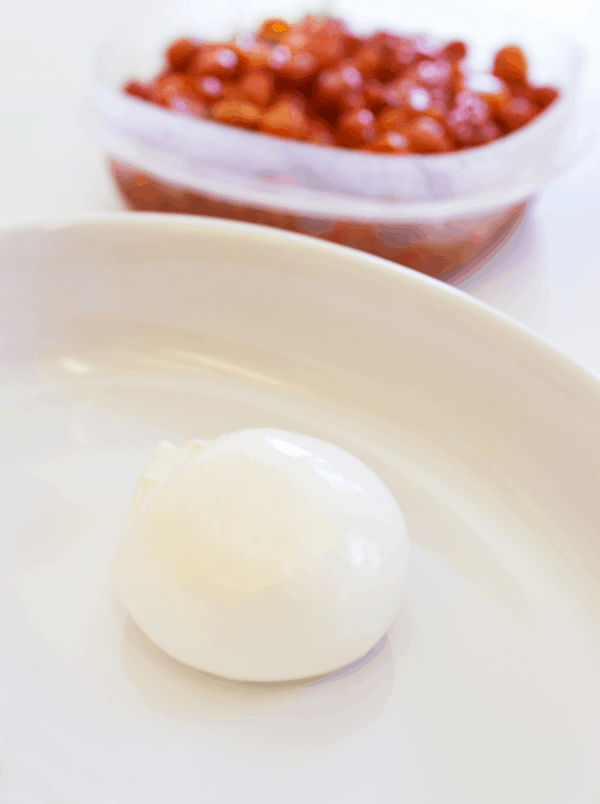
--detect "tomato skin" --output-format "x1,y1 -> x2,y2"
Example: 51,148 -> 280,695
123,16 -> 558,150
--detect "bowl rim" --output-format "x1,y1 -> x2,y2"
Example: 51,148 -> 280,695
2,210 -> 599,392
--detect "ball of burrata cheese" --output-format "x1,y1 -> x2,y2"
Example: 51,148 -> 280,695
112,428 -> 409,681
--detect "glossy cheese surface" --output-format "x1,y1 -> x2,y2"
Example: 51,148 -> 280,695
112,428 -> 410,681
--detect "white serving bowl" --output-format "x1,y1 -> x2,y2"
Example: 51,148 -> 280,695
0,213 -> 599,804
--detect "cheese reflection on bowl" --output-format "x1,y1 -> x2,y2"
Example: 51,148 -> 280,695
112,428 -> 409,681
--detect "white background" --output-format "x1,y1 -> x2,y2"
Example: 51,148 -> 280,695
2,0 -> 600,372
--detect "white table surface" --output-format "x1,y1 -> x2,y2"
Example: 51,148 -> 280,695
3,0 -> 600,373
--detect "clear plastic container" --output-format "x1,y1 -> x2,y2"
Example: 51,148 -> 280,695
90,0 -> 583,278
